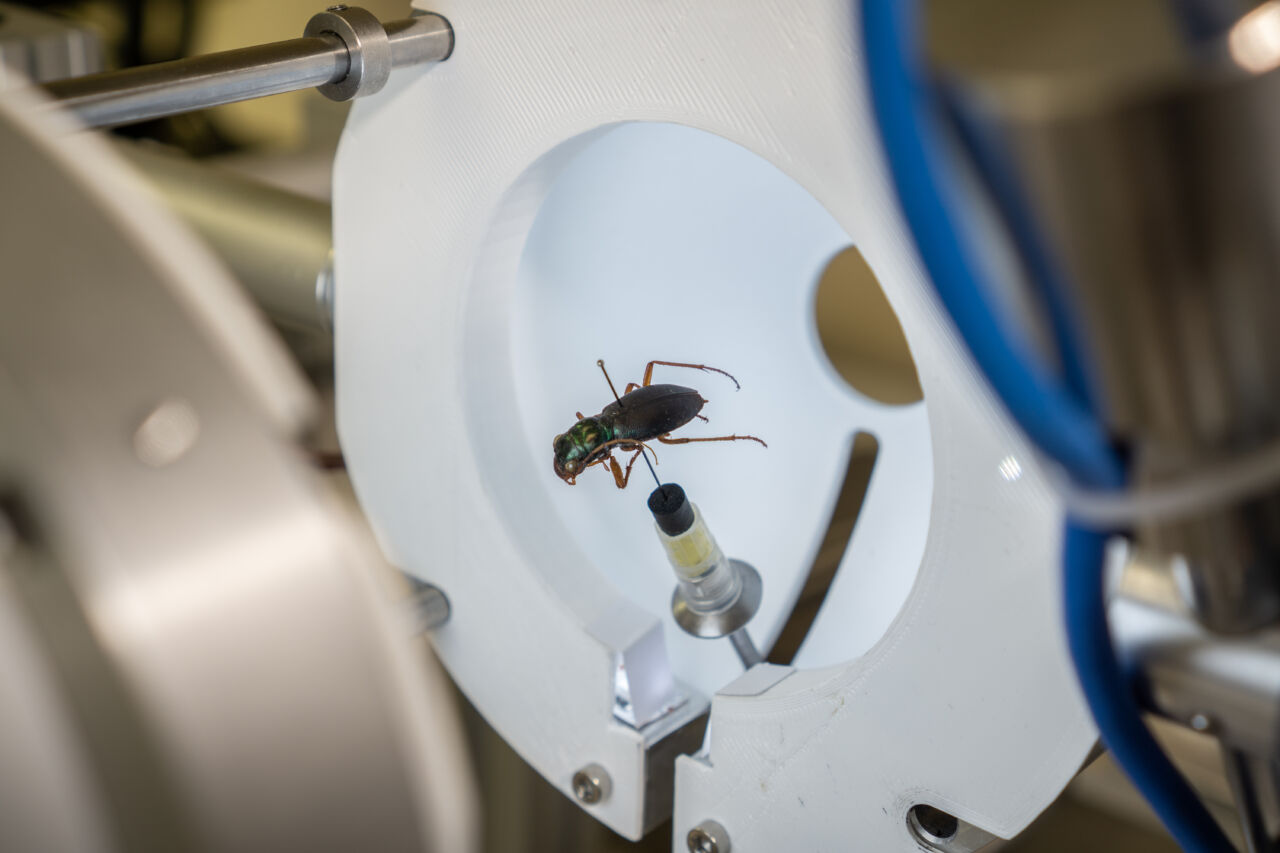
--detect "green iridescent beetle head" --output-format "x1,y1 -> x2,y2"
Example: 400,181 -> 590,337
553,418 -> 606,483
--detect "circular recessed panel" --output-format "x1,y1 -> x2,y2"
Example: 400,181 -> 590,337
334,0 -> 1094,841
508,122 -> 934,691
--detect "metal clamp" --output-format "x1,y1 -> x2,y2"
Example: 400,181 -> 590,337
305,5 -> 392,100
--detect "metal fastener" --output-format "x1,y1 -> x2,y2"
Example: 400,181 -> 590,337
304,5 -> 391,100
133,398 -> 200,467
406,577 -> 450,633
687,820 -> 731,853
571,764 -> 610,805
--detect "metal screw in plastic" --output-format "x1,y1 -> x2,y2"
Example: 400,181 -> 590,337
571,764 -> 611,805
405,576 -> 450,634
687,820 -> 731,853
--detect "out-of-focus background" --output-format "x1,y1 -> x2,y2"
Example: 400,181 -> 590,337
0,0 -> 1240,849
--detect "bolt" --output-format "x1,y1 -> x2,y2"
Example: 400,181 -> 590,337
133,398 -> 199,467
571,764 -> 610,805
407,578 -> 450,633
687,820 -> 731,853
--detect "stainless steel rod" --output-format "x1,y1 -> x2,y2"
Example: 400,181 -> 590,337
728,628 -> 763,669
45,36 -> 350,128
42,12 -> 452,128
1111,593 -> 1280,759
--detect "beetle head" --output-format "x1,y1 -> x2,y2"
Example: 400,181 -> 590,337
553,420 -> 603,484
553,432 -> 584,483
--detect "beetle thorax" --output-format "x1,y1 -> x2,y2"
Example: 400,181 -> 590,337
568,416 -> 612,454
552,416 -> 618,481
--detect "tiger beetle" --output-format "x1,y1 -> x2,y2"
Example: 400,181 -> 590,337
552,359 -> 767,489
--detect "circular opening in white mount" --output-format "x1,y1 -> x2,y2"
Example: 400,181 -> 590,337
507,122 -> 935,695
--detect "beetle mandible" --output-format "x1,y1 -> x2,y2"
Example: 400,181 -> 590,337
552,359 -> 767,488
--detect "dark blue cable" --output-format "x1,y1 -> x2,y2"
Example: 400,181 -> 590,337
1064,523 -> 1234,853
858,0 -> 1118,491
940,97 -> 1100,408
860,1 -> 1235,850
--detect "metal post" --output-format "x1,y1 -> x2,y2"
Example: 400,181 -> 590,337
406,577 -> 450,634
728,629 -> 763,669
1111,591 -> 1280,761
42,8 -> 452,128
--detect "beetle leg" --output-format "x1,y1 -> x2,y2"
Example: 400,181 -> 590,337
694,413 -> 709,423
598,445 -> 658,489
576,452 -> 622,481
605,454 -> 631,489
591,437 -> 659,464
577,456 -> 609,483
641,360 -> 741,390
657,432 -> 767,448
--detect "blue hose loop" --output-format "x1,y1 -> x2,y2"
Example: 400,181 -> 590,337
859,0 -> 1118,492
860,2 -> 1235,850
1064,524 -> 1234,853
939,98 -> 1100,409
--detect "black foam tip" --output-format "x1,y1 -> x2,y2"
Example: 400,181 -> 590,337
648,482 -> 694,536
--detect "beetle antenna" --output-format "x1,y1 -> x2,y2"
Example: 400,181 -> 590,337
597,359 -> 624,405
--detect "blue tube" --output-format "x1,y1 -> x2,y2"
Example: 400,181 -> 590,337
859,0 -> 1119,491
860,2 -> 1235,850
940,97 -> 1100,409
1064,523 -> 1233,852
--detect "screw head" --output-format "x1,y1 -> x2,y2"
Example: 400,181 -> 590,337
326,4 -> 348,11
571,764 -> 610,805
1190,712 -> 1213,732
687,820 -> 730,853
133,398 -> 199,467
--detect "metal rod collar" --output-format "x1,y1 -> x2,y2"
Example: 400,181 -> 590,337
42,7 -> 452,128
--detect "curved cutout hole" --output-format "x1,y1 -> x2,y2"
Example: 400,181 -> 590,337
910,805 -> 959,843
814,246 -> 922,406
908,804 -> 999,853
767,432 -> 879,665
499,121 -> 933,700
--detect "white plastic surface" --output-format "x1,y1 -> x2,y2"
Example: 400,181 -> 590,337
332,0 -> 1096,846
511,122 -> 934,684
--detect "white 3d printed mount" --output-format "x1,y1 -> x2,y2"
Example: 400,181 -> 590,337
333,0 -> 1095,849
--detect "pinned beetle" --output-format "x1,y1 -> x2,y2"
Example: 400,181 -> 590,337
552,359 -> 766,488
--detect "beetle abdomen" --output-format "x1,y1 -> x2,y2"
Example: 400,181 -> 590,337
601,383 -> 704,441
